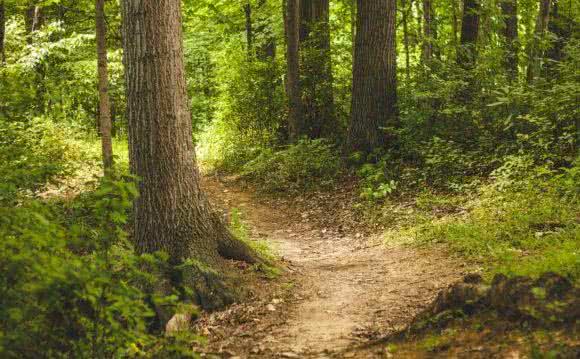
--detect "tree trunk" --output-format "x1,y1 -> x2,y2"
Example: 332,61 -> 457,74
25,4 -> 43,35
96,0 -> 114,172
244,2 -> 253,57
299,0 -> 336,139
526,0 -> 550,82
120,0 -> 258,311
501,0 -> 518,82
284,0 -> 304,141
0,1 -> 5,64
347,0 -> 398,155
422,0 -> 434,63
452,0 -> 459,52
402,0 -> 410,79
458,0 -> 480,68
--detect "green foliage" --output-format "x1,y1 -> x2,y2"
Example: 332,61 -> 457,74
0,117 -> 81,203
240,139 -> 341,193
0,176 -> 201,358
415,162 -> 580,283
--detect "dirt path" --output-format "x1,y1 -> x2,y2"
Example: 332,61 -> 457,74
199,177 -> 466,358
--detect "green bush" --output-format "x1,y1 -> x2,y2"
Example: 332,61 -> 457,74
240,139 -> 341,193
0,176 -> 200,358
415,161 -> 580,283
0,118 -> 82,203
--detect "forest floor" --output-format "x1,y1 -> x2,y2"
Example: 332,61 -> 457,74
195,175 -> 468,358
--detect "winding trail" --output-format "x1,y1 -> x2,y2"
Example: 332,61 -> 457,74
200,177 -> 466,358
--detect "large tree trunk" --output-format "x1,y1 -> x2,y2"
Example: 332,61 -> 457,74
0,1 -> 5,64
284,0 -> 304,141
526,0 -> 550,82
299,0 -> 336,139
458,0 -> 480,68
347,0 -> 398,155
120,0 -> 258,311
501,0 -> 518,82
95,0 -> 114,172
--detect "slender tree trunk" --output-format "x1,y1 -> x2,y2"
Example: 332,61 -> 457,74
96,0 -> 114,172
501,0 -> 518,82
244,2 -> 253,57
299,0 -> 336,139
0,1 -> 5,64
25,4 -> 43,35
526,0 -> 550,82
452,0 -> 459,54
402,0 -> 411,79
120,0 -> 258,310
347,0 -> 398,155
458,0 -> 480,68
422,0 -> 434,63
284,0 -> 304,141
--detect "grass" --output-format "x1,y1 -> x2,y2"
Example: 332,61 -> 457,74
384,166 -> 580,284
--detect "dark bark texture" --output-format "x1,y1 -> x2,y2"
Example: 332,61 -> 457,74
347,0 -> 398,155
120,0 -> 258,308
402,0 -> 410,78
458,0 -> 480,68
0,1 -> 5,64
299,0 -> 336,139
422,0 -> 436,63
501,0 -> 519,81
284,0 -> 304,141
96,0 -> 114,171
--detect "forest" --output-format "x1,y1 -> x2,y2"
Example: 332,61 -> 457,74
0,0 -> 578,357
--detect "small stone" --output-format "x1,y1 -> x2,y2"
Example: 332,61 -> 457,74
165,313 -> 191,334
280,352 -> 300,358
266,304 -> 276,311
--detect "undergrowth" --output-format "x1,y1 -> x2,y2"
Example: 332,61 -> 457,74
393,161 -> 580,283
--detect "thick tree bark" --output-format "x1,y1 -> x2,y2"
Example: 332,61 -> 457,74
0,1 -> 5,64
120,0 -> 258,310
347,0 -> 398,155
526,0 -> 551,82
299,0 -> 336,139
501,0 -> 518,82
95,0 -> 114,172
284,0 -> 304,141
458,0 -> 480,68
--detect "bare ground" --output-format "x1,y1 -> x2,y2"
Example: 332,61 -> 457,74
196,177 -> 467,358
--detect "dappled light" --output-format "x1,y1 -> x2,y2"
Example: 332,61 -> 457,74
0,0 -> 578,357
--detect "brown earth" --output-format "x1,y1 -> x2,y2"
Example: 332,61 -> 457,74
195,176 -> 467,358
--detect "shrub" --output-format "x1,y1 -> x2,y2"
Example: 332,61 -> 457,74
0,176 -> 200,357
0,118 -> 82,203
241,139 -> 341,193
415,161 -> 580,283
